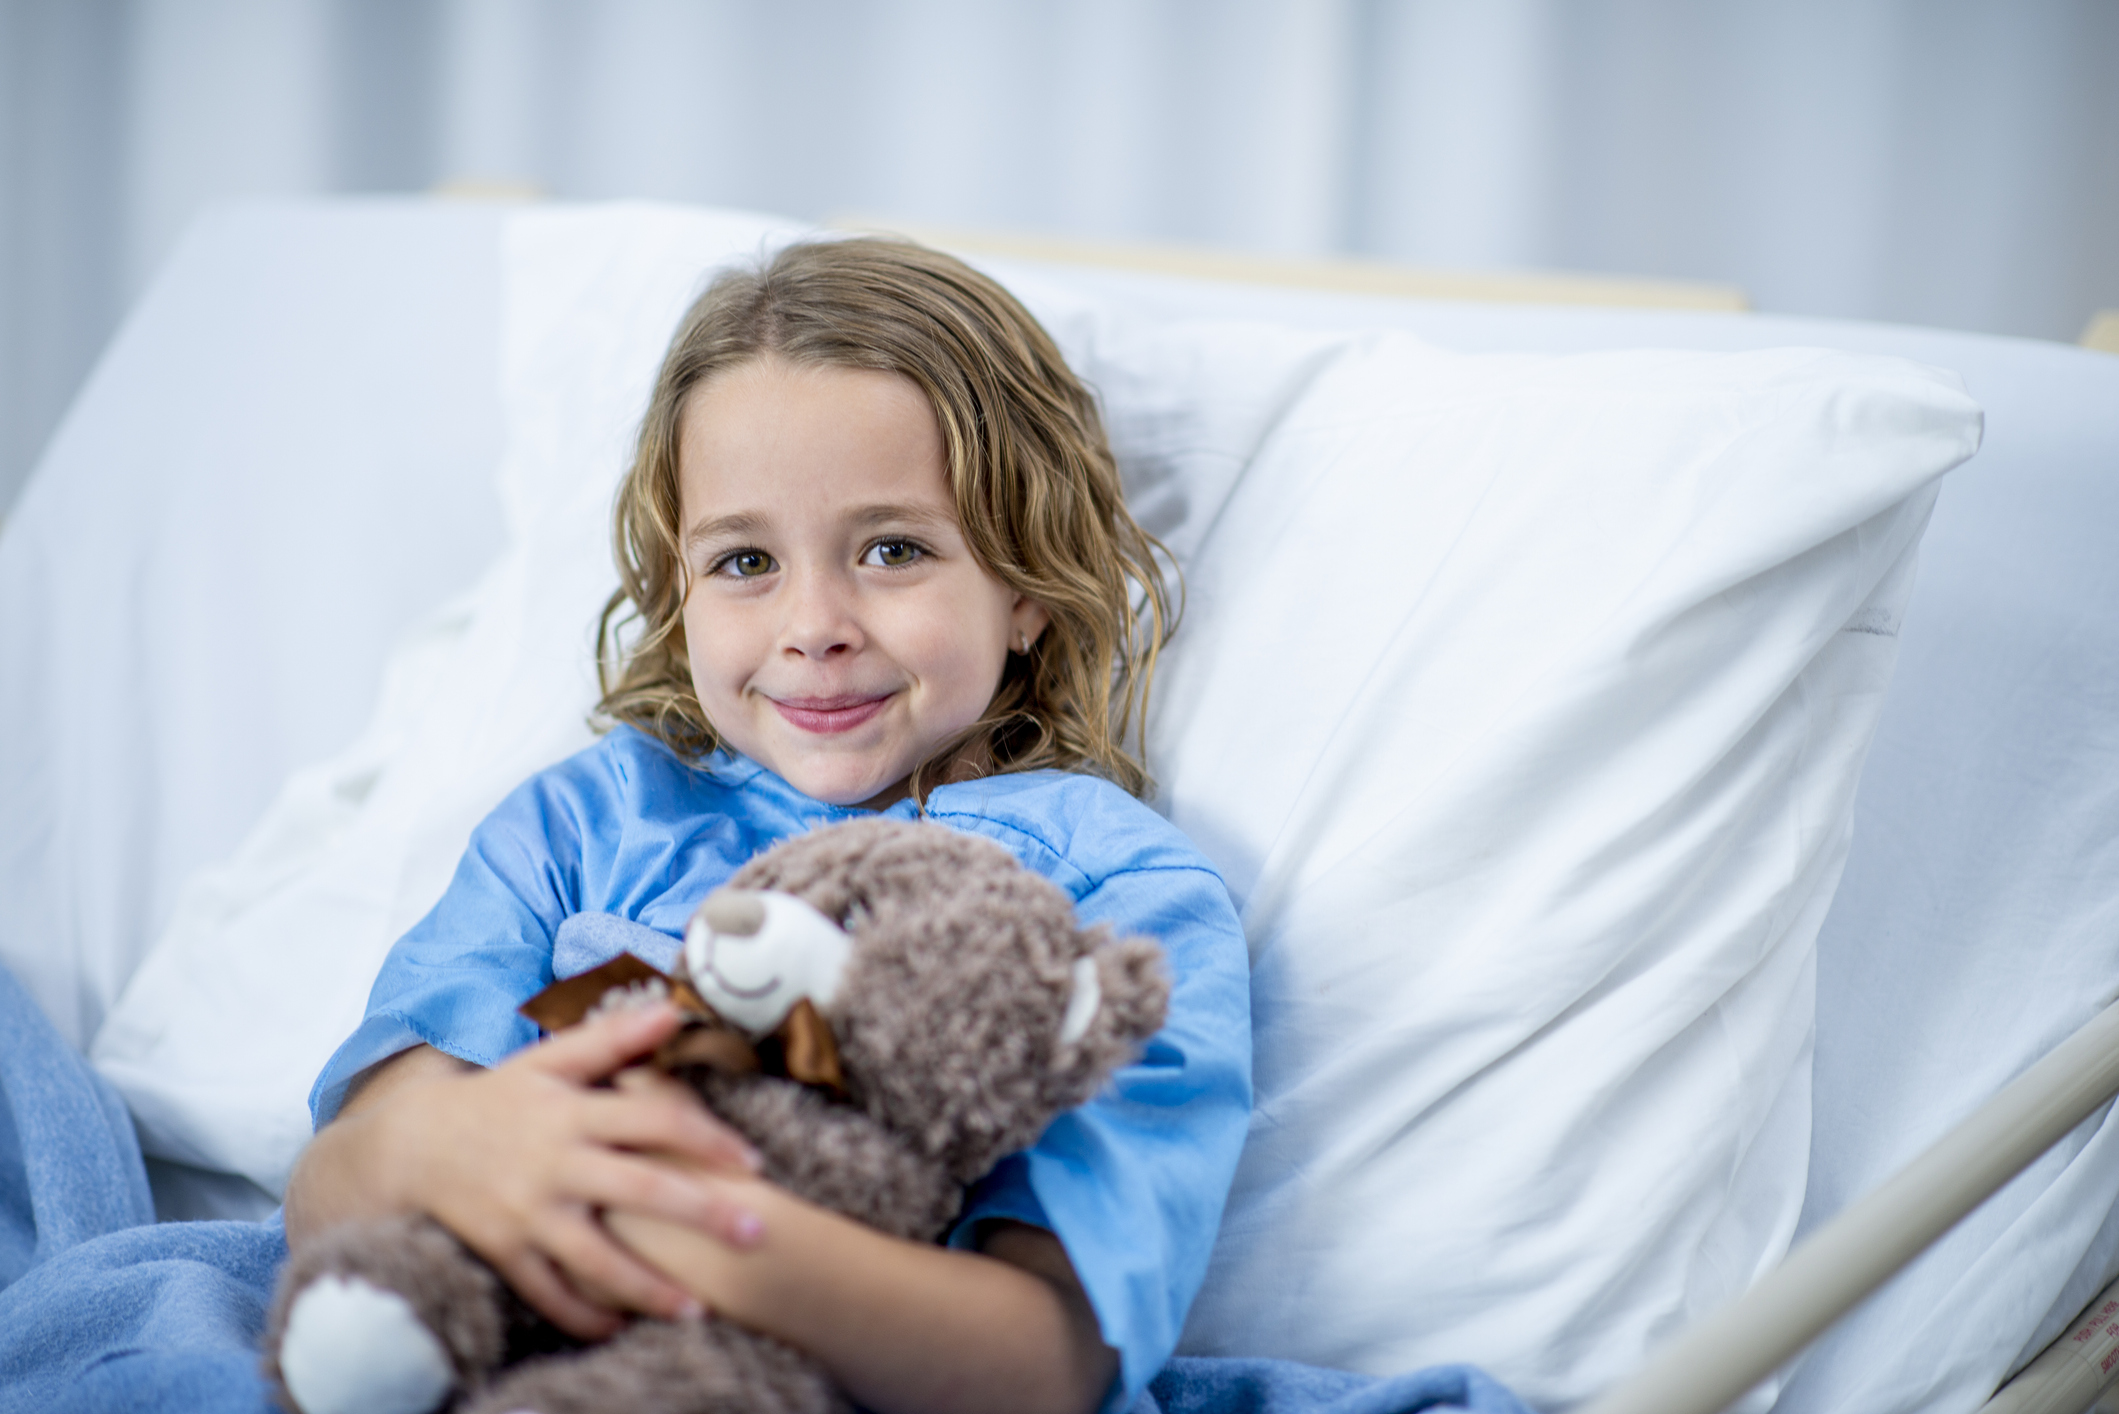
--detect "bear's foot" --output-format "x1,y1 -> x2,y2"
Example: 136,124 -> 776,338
459,1316 -> 843,1414
265,1215 -> 509,1414
279,1274 -> 456,1414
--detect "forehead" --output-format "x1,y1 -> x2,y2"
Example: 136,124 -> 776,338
676,358 -> 951,518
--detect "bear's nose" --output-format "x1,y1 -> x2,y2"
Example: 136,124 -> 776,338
683,889 -> 851,1036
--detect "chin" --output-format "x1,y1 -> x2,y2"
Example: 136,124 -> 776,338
783,761 -> 901,809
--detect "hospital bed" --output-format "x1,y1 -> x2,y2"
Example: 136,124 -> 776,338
1,200 -> 2114,1414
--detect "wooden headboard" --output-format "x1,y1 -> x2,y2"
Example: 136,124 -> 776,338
830,217 -> 1749,313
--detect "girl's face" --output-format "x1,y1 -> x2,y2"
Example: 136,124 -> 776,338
676,357 -> 1049,809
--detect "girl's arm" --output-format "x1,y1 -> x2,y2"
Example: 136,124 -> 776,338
284,1002 -> 767,1339
607,1178 -> 1117,1414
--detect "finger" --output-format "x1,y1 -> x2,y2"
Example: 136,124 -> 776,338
501,1249 -> 624,1341
542,1208 -> 702,1320
523,1002 -> 682,1083
561,1149 -> 767,1249
582,1088 -> 762,1173
613,1065 -> 691,1098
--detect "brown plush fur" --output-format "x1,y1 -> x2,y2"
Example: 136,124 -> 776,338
460,1320 -> 838,1414
263,818 -> 1168,1414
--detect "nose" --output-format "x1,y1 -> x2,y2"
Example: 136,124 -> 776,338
778,565 -> 863,661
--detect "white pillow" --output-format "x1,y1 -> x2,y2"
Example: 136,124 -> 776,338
1145,336 -> 1975,1409
91,207 -> 1981,1409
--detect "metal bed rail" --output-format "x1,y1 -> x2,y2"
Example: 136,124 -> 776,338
1578,998 -> 2119,1414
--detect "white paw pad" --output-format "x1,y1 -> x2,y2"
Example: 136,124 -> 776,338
280,1274 -> 456,1414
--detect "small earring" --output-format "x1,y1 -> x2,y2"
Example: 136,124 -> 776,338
1017,631 -> 1032,654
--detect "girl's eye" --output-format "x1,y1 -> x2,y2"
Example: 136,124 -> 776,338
864,540 -> 924,569
716,550 -> 776,578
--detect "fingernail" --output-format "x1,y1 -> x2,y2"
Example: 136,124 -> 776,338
740,1146 -> 763,1172
675,1298 -> 704,1321
733,1212 -> 765,1246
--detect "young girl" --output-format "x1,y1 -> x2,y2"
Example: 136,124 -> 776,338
282,238 -> 1252,1414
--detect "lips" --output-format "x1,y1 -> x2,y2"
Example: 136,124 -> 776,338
768,693 -> 892,735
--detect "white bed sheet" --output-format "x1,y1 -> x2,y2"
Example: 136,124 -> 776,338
2,201 -> 2114,1414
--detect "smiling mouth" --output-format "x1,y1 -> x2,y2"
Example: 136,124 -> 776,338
769,694 -> 892,735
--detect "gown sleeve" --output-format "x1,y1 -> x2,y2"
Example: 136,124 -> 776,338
306,762 -> 596,1127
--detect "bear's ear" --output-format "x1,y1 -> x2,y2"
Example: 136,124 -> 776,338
1046,936 -> 1169,1107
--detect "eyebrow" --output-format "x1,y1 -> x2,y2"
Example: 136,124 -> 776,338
846,502 -> 955,532
682,512 -> 770,555
681,502 -> 954,554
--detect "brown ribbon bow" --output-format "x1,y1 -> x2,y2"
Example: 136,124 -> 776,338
519,952 -> 845,1096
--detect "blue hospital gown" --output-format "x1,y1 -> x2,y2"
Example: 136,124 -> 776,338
308,725 -> 1254,1414
0,729 -> 1530,1414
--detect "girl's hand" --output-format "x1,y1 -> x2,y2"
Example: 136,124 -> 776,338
287,1002 -> 764,1339
606,1180 -> 1117,1414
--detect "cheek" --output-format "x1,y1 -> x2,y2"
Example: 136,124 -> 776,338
678,599 -> 713,700
895,586 -> 1013,712
680,594 -> 748,697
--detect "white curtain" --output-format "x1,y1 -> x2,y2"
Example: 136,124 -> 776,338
3,0 -> 2114,511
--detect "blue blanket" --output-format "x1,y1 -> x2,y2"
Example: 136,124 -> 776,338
0,964 -> 1531,1414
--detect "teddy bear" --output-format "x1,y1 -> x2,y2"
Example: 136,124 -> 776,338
261,816 -> 1170,1414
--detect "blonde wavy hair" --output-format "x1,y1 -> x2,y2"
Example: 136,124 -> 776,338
595,236 -> 1175,799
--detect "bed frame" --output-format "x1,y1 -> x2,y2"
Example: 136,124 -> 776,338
826,217 -> 1750,313
2082,312 -> 2119,355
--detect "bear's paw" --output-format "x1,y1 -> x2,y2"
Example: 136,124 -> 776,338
279,1274 -> 456,1414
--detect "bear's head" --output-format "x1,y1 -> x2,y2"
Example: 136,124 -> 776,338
681,817 -> 1169,1184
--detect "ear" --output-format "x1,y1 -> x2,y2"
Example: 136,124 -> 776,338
1010,597 -> 1052,655
1047,936 -> 1169,1106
